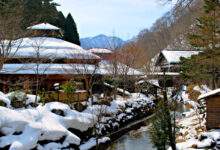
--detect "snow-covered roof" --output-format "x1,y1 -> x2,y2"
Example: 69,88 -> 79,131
98,60 -> 143,76
158,50 -> 201,64
88,48 -> 112,54
27,23 -> 60,30
0,63 -> 98,75
0,61 -> 143,76
198,88 -> 220,100
9,37 -> 100,60
149,72 -> 180,76
136,79 -> 160,87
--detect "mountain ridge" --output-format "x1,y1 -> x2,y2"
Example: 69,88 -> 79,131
80,34 -> 126,50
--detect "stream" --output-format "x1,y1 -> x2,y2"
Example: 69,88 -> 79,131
107,126 -> 155,150
107,103 -> 189,150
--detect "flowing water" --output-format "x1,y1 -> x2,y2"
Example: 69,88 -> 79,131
107,103 -> 189,150
107,126 -> 156,150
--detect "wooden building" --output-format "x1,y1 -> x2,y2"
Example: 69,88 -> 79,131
88,48 -> 113,60
198,89 -> 220,129
150,49 -> 200,87
27,23 -> 62,37
0,23 -> 101,102
0,23 -> 142,102
155,49 -> 200,72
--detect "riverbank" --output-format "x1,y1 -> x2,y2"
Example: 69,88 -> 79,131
89,114 -> 155,150
0,92 -> 156,150
108,126 -> 155,150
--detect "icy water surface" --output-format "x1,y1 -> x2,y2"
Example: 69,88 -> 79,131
108,126 -> 155,150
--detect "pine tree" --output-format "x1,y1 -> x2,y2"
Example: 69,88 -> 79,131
150,101 -> 169,150
22,0 -> 59,28
64,13 -> 80,45
53,11 -> 66,30
180,0 -> 220,89
39,0 -> 58,23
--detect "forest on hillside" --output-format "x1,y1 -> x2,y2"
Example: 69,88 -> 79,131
123,0 -> 204,67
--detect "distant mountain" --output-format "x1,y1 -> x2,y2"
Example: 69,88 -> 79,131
80,34 -> 125,50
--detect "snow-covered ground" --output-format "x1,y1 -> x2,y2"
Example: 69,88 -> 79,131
170,85 -> 220,150
0,102 -> 96,150
0,91 -> 155,150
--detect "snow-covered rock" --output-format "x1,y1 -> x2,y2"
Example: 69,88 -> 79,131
0,92 -> 11,107
0,102 -> 97,149
80,137 -> 110,150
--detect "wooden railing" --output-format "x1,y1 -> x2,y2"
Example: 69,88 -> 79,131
45,90 -> 88,103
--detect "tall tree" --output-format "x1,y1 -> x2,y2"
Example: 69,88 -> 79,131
22,0 -> 59,28
64,13 -> 80,45
180,0 -> 220,89
53,11 -> 66,30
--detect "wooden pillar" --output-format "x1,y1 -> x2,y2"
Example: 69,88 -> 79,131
84,76 -> 90,92
23,79 -> 30,93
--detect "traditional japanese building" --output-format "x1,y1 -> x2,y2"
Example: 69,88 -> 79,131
0,23 -> 101,101
0,23 -> 143,102
149,49 -> 201,87
88,48 -> 113,60
27,23 -> 62,37
155,49 -> 200,72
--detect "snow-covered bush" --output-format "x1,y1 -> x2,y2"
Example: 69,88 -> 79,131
0,102 -> 96,150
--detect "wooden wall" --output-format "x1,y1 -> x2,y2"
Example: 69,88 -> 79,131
206,95 -> 220,129
45,90 -> 88,103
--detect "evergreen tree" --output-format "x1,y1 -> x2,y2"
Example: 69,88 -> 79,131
150,101 -> 169,150
22,0 -> 59,28
180,0 -> 220,89
53,11 -> 66,30
150,70 -> 177,150
64,13 -> 80,45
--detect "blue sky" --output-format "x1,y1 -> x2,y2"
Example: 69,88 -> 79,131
55,0 -> 174,40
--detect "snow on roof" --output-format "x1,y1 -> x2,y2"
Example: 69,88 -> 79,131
0,61 -> 143,76
0,63 -> 98,75
88,48 -> 112,54
198,88 -> 220,100
136,79 -> 160,87
160,50 -> 200,64
98,60 -> 143,76
149,72 -> 180,76
10,37 -> 100,60
27,23 -> 60,30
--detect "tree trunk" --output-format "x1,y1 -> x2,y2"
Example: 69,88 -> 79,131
163,70 -> 176,150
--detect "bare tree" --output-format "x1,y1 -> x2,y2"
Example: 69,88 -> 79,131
116,42 -> 144,97
89,104 -> 108,150
0,0 -> 26,69
65,53 -> 100,104
22,37 -> 54,103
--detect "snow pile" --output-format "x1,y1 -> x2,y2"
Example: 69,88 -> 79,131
175,129 -> 220,149
103,82 -> 131,96
0,91 -> 40,108
172,85 -> 219,149
0,92 -> 155,150
86,93 -> 155,137
0,92 -> 10,107
80,137 -> 110,150
0,102 -> 96,150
